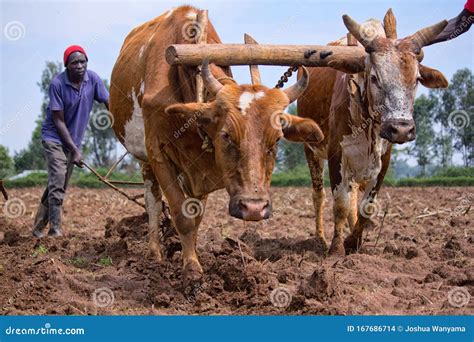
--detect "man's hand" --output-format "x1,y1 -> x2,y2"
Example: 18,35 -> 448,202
72,148 -> 84,167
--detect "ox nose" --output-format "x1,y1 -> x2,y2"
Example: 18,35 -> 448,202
380,119 -> 416,144
229,198 -> 271,221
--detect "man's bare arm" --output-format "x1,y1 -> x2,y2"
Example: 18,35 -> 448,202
52,110 -> 84,167
427,8 -> 473,45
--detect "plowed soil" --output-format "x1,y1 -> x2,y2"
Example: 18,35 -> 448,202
0,186 -> 472,315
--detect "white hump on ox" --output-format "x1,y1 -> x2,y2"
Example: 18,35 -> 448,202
298,9 -> 448,256
110,5 -> 323,283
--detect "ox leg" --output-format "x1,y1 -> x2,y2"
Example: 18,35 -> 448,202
347,182 -> 359,232
345,147 -> 392,252
142,162 -> 163,261
304,145 -> 327,251
148,155 -> 204,284
330,180 -> 351,256
344,181 -> 377,252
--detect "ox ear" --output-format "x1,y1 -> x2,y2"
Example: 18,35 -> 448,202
165,102 -> 219,130
419,64 -> 448,88
281,115 -> 324,143
327,55 -> 365,74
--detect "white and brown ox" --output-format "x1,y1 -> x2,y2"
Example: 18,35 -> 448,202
110,6 -> 323,282
298,9 -> 448,255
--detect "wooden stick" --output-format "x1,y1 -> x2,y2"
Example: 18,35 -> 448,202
374,202 -> 390,249
105,151 -> 128,179
347,33 -> 358,46
195,10 -> 208,103
244,34 -> 261,85
0,179 -> 8,201
416,212 -> 438,219
82,162 -> 145,209
166,44 -> 365,67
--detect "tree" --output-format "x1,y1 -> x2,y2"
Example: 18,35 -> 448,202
14,61 -> 63,171
277,104 -> 307,171
448,69 -> 473,167
411,94 -> 437,176
83,79 -> 117,168
0,145 -> 14,178
431,68 -> 473,167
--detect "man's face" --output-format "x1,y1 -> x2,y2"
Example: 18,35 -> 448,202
66,52 -> 87,79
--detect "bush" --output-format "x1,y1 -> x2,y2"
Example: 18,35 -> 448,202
432,166 -> 474,178
395,177 -> 474,187
271,166 -> 473,187
4,172 -> 48,188
5,169 -> 143,188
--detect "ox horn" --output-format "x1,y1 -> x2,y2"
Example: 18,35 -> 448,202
201,59 -> 223,95
342,15 -> 372,48
283,66 -> 309,103
410,20 -> 448,48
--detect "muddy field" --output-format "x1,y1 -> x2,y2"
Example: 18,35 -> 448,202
0,186 -> 472,315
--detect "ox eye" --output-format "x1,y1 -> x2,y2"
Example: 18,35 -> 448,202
370,74 -> 380,88
221,131 -> 232,144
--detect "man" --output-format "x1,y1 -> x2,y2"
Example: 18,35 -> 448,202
428,0 -> 473,45
33,45 -> 109,238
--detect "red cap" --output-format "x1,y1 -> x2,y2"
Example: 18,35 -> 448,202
63,45 -> 88,66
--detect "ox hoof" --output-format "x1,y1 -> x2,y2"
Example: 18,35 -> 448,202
344,234 -> 362,254
317,235 -> 329,253
183,261 -> 203,288
328,236 -> 345,256
149,242 -> 163,262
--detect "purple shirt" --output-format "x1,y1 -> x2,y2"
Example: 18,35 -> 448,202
41,69 -> 109,148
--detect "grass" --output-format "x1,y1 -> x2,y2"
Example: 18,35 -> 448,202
4,168 -> 142,189
270,165 -> 474,187
31,245 -> 48,258
98,256 -> 113,266
69,257 -> 89,268
5,166 -> 474,188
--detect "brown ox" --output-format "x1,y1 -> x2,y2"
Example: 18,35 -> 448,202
110,5 -> 323,282
298,9 -> 448,255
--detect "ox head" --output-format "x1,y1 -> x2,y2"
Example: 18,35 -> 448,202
329,9 -> 448,144
166,61 -> 323,221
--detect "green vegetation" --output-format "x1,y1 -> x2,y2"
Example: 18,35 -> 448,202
0,145 -> 14,179
98,256 -> 113,266
271,166 -> 474,187
31,245 -> 48,258
70,257 -> 89,268
4,168 -> 142,188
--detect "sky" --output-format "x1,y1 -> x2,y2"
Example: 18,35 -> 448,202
0,0 -> 473,155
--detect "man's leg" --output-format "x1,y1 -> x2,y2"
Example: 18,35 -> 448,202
32,148 -> 55,237
41,141 -> 72,237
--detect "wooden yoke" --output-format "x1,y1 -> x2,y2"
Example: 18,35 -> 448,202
244,34 -> 261,85
166,43 -> 365,67
347,33 -> 358,46
195,10 -> 208,103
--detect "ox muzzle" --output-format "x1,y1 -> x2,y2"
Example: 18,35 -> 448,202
380,119 -> 416,144
229,196 -> 272,221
